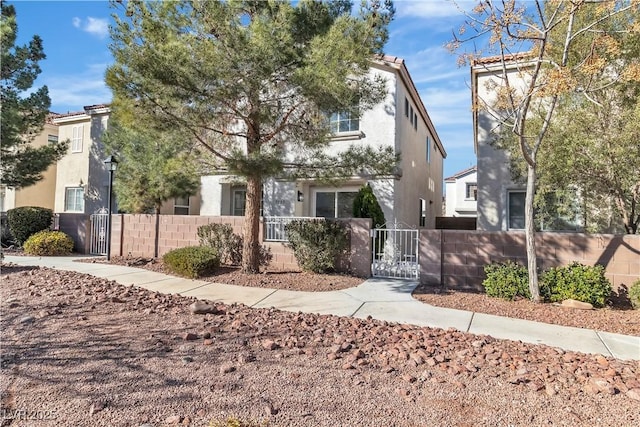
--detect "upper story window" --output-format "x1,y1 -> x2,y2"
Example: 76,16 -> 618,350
71,125 -> 83,152
413,112 -> 417,130
426,136 -> 431,163
329,111 -> 359,133
47,134 -> 58,144
466,183 -> 478,201
404,97 -> 409,117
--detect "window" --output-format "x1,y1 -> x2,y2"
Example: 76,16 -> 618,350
409,106 -> 414,126
174,196 -> 190,215
47,134 -> 58,144
64,187 -> 84,212
419,198 -> 427,227
71,125 -> 83,152
466,183 -> 478,201
329,111 -> 359,133
413,112 -> 418,130
508,191 -> 526,230
233,189 -> 246,216
313,189 -> 358,218
426,137 -> 431,163
404,97 -> 409,117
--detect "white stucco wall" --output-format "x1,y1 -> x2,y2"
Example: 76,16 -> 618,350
444,170 -> 477,217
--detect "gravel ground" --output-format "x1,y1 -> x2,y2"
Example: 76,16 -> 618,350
1,264 -> 639,427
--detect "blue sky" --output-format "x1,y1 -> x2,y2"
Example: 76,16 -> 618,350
12,0 -> 478,180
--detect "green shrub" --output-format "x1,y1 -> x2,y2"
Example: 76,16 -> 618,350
285,219 -> 348,273
353,184 -> 386,228
23,230 -> 74,256
482,260 -> 531,300
197,223 -> 271,267
627,279 -> 640,310
542,262 -> 611,308
163,246 -> 220,279
7,206 -> 53,245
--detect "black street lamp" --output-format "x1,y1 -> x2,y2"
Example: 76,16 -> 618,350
104,155 -> 118,260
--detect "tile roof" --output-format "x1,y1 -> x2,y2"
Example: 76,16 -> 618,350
444,165 -> 477,182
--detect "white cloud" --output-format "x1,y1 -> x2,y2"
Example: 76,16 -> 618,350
44,63 -> 112,113
73,16 -> 109,39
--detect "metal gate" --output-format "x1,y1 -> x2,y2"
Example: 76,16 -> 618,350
89,208 -> 109,255
371,221 -> 419,279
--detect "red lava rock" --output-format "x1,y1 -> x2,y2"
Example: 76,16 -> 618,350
165,415 -> 182,424
203,339 -> 214,346
183,332 -> 198,341
402,374 -> 417,383
220,363 -> 236,374
626,388 -> 640,401
262,339 -> 279,350
396,388 -> 410,397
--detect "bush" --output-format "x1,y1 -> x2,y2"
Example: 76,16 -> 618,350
542,262 -> 611,308
197,223 -> 271,267
482,260 -> 531,300
352,184 -> 386,228
626,279 -> 640,310
23,230 -> 74,256
285,219 -> 348,273
7,206 -> 53,245
163,246 -> 220,279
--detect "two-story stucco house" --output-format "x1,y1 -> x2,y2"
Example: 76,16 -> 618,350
471,55 -> 530,231
51,105 -> 115,215
444,165 -> 477,218
200,55 -> 447,229
1,118 -> 59,214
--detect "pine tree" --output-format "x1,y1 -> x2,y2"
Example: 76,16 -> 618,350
0,1 -> 67,189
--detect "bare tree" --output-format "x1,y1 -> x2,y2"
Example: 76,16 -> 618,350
452,0 -> 639,301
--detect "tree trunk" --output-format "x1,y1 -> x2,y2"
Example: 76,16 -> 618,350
525,164 -> 541,302
154,205 -> 160,259
242,174 -> 262,273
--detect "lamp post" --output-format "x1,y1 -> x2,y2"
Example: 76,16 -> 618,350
104,155 -> 118,260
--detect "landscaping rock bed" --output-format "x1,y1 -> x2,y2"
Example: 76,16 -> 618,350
1,265 -> 639,426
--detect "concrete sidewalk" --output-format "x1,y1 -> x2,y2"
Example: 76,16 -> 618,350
3,255 -> 639,360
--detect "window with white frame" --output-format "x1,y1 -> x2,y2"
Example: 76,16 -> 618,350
71,125 -> 83,152
466,183 -> 478,200
64,187 -> 84,212
419,198 -> 427,227
313,187 -> 358,218
47,134 -> 58,144
329,111 -> 359,133
174,196 -> 190,215
508,191 -> 526,230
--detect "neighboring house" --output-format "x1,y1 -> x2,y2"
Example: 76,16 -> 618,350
51,105 -> 115,215
200,55 -> 447,229
471,55 -> 585,232
471,55 -> 527,231
1,119 -> 59,213
444,166 -> 477,218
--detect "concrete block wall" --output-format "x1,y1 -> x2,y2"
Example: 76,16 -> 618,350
420,230 -> 640,291
110,215 -> 372,276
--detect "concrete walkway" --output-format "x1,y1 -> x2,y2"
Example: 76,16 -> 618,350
3,255 -> 639,361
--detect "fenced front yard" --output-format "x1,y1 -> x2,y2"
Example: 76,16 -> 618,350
55,213 -> 640,290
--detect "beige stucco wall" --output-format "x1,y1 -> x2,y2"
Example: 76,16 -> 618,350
1,123 -> 59,212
